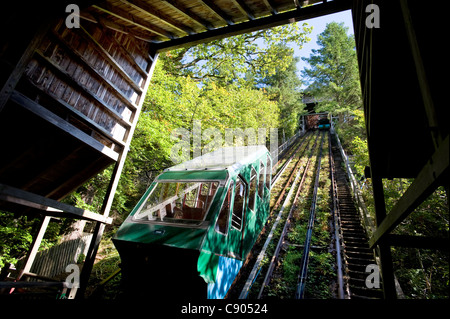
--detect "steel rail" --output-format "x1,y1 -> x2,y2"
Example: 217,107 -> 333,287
226,132 -> 315,299
274,131 -> 303,169
256,132 -> 323,298
238,131 -> 319,299
271,131 -> 312,187
329,132 -> 345,299
295,131 -> 326,299
270,131 -> 316,213
257,154 -> 314,299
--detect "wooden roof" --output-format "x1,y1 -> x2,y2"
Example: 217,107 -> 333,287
79,0 -> 352,51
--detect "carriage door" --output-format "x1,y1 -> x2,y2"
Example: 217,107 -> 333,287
228,176 -> 246,259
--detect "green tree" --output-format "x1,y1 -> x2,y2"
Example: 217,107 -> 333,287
259,46 -> 305,137
104,56 -> 281,222
302,22 -> 362,118
165,23 -> 312,87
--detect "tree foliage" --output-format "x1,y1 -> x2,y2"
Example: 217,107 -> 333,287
259,46 -> 305,138
87,28 -> 308,226
302,22 -> 362,116
165,23 -> 312,86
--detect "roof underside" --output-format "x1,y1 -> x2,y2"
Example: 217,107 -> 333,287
79,0 -> 352,51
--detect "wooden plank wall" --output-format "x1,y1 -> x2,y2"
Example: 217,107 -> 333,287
21,17 -> 154,156
0,12 -> 158,296
16,233 -> 93,280
0,13 -> 158,204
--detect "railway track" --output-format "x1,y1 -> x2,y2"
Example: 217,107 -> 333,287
257,131 -> 330,299
87,130 -> 381,300
225,131 -> 318,298
229,130 -> 327,299
227,130 -> 382,299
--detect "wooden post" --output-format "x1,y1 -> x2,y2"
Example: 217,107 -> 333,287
17,216 -> 52,281
371,175 -> 397,299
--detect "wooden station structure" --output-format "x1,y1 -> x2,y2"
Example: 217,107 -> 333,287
0,0 -> 448,299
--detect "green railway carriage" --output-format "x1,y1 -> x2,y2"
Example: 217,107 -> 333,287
113,146 -> 272,299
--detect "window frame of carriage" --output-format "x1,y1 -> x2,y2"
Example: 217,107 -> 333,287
214,155 -> 270,236
131,178 -> 224,227
214,174 -> 249,236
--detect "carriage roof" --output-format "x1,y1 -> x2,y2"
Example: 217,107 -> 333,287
160,145 -> 270,181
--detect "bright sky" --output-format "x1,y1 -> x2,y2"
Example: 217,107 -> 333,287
293,9 -> 354,88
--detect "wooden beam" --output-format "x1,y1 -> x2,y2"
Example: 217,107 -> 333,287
155,0 -> 352,52
79,12 -> 155,62
198,0 -> 234,25
368,136 -> 396,298
0,22 -> 50,112
19,144 -> 84,191
0,184 -> 112,223
92,3 -> 174,40
261,0 -> 279,15
78,51 -> 159,297
44,156 -> 112,200
103,28 -> 148,78
80,11 -> 156,42
49,29 -> 139,111
369,134 -> 449,249
162,0 -> 212,31
120,0 -> 195,36
34,50 -> 133,131
0,281 -> 68,289
9,90 -> 119,161
400,0 -> 442,149
25,78 -> 126,149
231,0 -> 255,20
16,216 -> 51,281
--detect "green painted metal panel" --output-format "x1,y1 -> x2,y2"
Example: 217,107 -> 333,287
114,222 -> 207,250
197,251 -> 220,283
158,170 -> 228,181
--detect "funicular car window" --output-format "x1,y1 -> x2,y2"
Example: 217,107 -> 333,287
134,181 -> 218,225
248,167 -> 257,211
258,160 -> 265,198
266,154 -> 271,189
215,181 -> 233,235
231,177 -> 246,231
